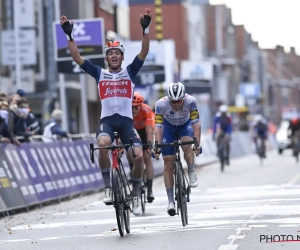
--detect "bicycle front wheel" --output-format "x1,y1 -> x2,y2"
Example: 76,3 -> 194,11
176,162 -> 187,227
112,168 -> 125,237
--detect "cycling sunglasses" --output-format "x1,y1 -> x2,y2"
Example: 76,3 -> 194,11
170,100 -> 184,104
132,106 -> 140,110
105,41 -> 121,48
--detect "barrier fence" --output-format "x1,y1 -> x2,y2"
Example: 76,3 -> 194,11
0,132 -> 276,214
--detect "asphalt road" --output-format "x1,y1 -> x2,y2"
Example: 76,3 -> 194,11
1,150 -> 300,250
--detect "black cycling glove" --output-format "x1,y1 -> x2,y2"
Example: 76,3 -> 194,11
140,15 -> 152,35
61,20 -> 74,41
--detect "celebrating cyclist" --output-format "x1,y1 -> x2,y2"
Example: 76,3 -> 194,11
152,82 -> 202,216
127,92 -> 155,202
213,105 -> 232,165
60,8 -> 152,215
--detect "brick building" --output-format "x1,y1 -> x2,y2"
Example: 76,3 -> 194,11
129,0 -> 189,60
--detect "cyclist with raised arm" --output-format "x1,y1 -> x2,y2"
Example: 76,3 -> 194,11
60,8 -> 152,215
127,92 -> 155,202
213,105 -> 232,165
152,82 -> 202,216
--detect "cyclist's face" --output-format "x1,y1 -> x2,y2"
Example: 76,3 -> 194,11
170,100 -> 184,111
106,49 -> 123,69
132,105 -> 140,117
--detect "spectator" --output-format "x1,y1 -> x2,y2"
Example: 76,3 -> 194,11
0,101 -> 14,144
18,99 -> 40,135
16,89 -> 26,98
0,93 -> 8,102
43,109 -> 69,142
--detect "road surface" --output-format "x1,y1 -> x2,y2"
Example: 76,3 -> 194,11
1,150 -> 300,250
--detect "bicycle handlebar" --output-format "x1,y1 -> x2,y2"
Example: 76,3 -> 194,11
89,139 -> 152,163
154,137 -> 199,152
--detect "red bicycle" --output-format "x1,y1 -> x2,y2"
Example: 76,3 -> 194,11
90,132 -> 134,237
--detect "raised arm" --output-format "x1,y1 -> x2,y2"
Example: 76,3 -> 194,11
138,8 -> 152,60
60,16 -> 83,65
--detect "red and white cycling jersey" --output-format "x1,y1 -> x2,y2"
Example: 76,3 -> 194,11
80,56 -> 144,119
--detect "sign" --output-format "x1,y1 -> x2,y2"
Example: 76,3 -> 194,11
16,0 -> 35,28
182,79 -> 211,95
135,65 -> 165,86
11,69 -> 35,93
57,58 -> 105,74
180,60 -> 213,81
53,18 -> 105,61
1,30 -> 36,65
240,83 -> 261,98
123,40 -> 175,87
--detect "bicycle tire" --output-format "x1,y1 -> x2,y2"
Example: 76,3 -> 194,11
176,162 -> 187,227
112,168 -> 125,237
219,139 -> 225,172
182,169 -> 188,225
118,159 -> 131,234
141,184 -> 146,214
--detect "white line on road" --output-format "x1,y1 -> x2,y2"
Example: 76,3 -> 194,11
218,245 -> 238,250
287,173 -> 300,185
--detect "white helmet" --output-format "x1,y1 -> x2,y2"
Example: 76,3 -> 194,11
219,105 -> 228,113
254,114 -> 263,122
167,82 -> 185,101
104,41 -> 125,55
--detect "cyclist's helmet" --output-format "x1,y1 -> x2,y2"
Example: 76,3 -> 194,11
167,82 -> 185,101
132,92 -> 144,106
219,104 -> 228,113
254,114 -> 263,122
104,41 -> 125,55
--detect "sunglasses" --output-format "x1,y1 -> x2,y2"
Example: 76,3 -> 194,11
132,106 -> 140,110
105,41 -> 121,48
170,100 -> 184,104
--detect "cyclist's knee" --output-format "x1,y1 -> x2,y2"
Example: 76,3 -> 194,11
163,156 -> 174,170
97,135 -> 111,147
131,147 -> 143,162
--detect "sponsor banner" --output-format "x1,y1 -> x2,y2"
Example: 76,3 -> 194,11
3,144 -> 39,205
53,18 -> 105,61
42,143 -> 81,197
0,146 -> 26,211
73,140 -> 103,189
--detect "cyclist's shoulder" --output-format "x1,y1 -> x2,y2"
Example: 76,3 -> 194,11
156,96 -> 168,106
184,94 -> 197,103
141,103 -> 152,113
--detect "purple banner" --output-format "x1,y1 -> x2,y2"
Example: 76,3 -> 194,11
53,18 -> 105,61
73,140 -> 103,189
3,144 -> 39,205
42,143 -> 80,197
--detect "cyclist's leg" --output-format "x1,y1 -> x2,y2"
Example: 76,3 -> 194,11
161,123 -> 177,215
179,122 -> 198,187
118,117 -> 143,215
137,128 -> 155,201
96,120 -> 114,203
225,134 -> 230,164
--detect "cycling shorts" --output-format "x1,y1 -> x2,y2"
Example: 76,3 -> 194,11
96,113 -> 142,151
161,120 -> 194,156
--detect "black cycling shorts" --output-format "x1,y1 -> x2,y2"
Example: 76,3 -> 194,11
96,114 -> 142,151
137,128 -> 150,151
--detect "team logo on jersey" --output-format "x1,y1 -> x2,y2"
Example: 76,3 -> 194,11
190,110 -> 199,120
155,114 -> 164,124
99,80 -> 132,99
155,106 -> 162,114
170,111 -> 174,115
